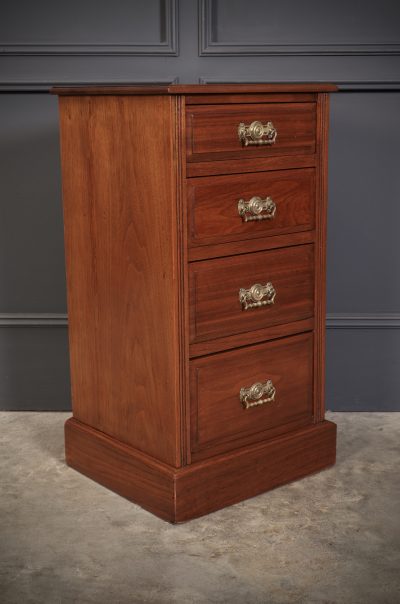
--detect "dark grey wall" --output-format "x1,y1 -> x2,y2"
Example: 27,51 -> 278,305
1,0 -> 399,410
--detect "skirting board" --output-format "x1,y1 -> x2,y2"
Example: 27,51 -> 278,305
65,418 -> 337,523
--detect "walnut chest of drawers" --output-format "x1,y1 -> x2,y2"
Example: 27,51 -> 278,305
54,83 -> 337,522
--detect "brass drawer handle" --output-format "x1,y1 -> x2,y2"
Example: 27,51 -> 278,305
239,282 -> 276,310
238,120 -> 277,146
238,196 -> 276,222
240,379 -> 276,410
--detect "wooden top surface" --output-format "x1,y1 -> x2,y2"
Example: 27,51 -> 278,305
52,83 -> 338,96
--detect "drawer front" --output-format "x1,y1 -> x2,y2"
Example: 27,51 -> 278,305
189,244 -> 314,343
186,103 -> 316,163
188,168 -> 315,247
190,332 -> 313,453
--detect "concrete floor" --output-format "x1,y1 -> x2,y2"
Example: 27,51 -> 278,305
0,412 -> 399,604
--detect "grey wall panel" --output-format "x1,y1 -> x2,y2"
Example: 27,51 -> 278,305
0,94 -> 66,312
2,0 -> 400,89
200,0 -> 400,55
0,0 -> 399,410
1,0 -> 178,55
326,330 -> 400,411
0,327 -> 70,410
326,92 -> 400,411
327,92 -> 400,313
3,54 -> 400,92
0,94 -> 70,411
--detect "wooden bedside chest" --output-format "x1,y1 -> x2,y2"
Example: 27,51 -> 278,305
54,83 -> 337,522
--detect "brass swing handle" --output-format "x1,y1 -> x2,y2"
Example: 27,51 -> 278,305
238,120 -> 277,146
239,282 -> 276,311
238,196 -> 276,222
240,379 -> 276,410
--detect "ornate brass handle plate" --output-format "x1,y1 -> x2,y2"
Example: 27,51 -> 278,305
239,282 -> 276,310
238,196 -> 276,222
240,379 -> 276,410
238,120 -> 277,146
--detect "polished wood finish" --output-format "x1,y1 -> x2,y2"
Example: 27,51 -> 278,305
188,230 -> 314,262
313,93 -> 330,423
186,102 -> 316,163
186,154 -> 317,178
190,333 -> 313,454
56,84 -> 336,522
52,83 -> 338,96
185,93 -> 317,105
175,419 -> 336,522
65,415 -> 336,522
188,168 -> 315,247
189,317 -> 314,358
186,103 -> 316,162
189,244 -> 314,343
65,417 -> 176,522
59,95 -> 183,467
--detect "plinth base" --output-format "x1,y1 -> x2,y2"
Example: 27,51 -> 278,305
65,418 -> 336,523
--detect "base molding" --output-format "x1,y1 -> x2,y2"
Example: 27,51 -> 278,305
65,418 -> 337,522
65,418 -> 176,521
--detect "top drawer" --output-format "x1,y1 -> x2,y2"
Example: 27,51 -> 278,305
186,103 -> 316,164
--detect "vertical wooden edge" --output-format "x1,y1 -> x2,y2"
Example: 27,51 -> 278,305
187,184 -> 196,248
185,109 -> 194,163
175,95 -> 191,466
188,270 -> 196,344
189,366 -> 200,453
58,97 -> 77,416
314,93 -> 330,423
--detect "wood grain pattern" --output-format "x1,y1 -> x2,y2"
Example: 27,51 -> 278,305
175,95 -> 192,466
175,420 -> 337,522
186,102 -> 316,163
59,95 -> 183,467
189,244 -> 314,343
313,93 -> 330,423
186,154 -> 316,178
185,93 -> 317,105
65,418 -> 176,521
52,83 -> 338,96
188,168 -> 315,247
190,332 -> 313,454
65,415 -> 336,523
55,84 -> 336,522
189,317 -> 314,358
190,415 -> 314,463
188,230 -> 315,262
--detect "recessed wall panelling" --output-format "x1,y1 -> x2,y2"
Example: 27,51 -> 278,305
1,0 -> 400,411
0,0 -> 178,55
0,94 -> 66,312
326,330 -> 400,411
0,327 -> 70,410
0,79 -> 179,93
200,0 -> 400,55
327,92 -> 400,314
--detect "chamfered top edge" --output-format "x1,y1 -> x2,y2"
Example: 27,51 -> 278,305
51,82 -> 338,96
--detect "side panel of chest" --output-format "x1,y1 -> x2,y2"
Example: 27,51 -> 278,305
59,95 -> 183,467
